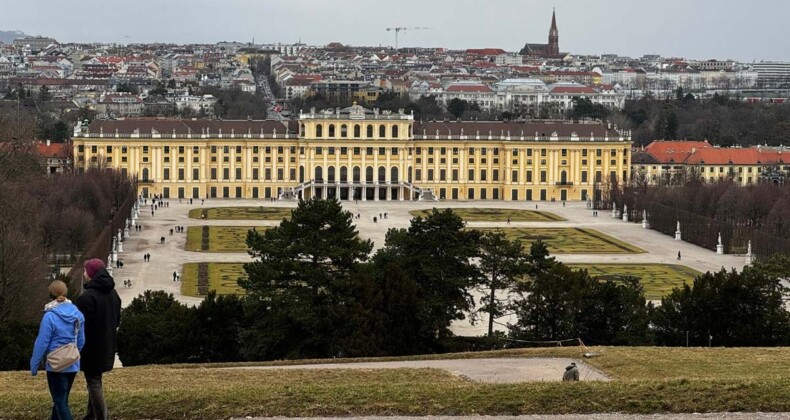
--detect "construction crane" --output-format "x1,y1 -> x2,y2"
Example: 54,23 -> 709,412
385,27 -> 431,51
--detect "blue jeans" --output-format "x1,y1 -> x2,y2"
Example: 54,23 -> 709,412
46,371 -> 77,420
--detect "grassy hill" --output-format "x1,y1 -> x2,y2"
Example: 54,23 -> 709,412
3,347 -> 790,418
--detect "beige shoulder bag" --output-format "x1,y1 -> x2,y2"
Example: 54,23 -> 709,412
47,320 -> 80,372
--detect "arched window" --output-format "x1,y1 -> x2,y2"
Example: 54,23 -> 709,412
340,166 -> 348,182
340,124 -> 348,138
366,125 -> 373,138
353,125 -> 361,138
142,168 -> 149,181
315,124 -> 323,138
408,166 -> 413,182
391,167 -> 399,182
391,125 -> 399,138
300,124 -> 305,137
366,166 -> 374,183
379,124 -> 386,138
353,166 -> 361,182
314,166 -> 323,182
378,166 -> 386,182
561,170 -> 567,184
328,124 -> 335,137
328,166 -> 336,182
299,166 -> 305,182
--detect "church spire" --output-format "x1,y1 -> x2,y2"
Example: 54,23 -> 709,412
551,8 -> 557,31
548,8 -> 559,56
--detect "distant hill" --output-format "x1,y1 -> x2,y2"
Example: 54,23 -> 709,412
0,30 -> 29,44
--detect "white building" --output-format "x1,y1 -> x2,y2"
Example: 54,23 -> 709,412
493,78 -> 548,113
172,94 -> 218,113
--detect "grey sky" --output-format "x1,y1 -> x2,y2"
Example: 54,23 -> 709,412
4,0 -> 788,61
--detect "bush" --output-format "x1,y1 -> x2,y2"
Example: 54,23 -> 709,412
0,322 -> 37,371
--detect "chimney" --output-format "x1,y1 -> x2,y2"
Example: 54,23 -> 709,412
691,147 -> 696,154
46,139 -> 51,147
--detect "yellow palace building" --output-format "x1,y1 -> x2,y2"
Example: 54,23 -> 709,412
71,104 -> 632,202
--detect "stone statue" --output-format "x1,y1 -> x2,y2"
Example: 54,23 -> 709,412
716,232 -> 724,255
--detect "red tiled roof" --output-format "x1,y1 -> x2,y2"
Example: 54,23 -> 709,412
465,48 -> 507,56
685,148 -> 786,165
36,141 -> 70,158
511,66 -> 540,73
643,140 -> 711,163
643,140 -> 787,165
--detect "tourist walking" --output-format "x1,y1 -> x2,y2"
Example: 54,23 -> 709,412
76,259 -> 122,420
30,280 -> 86,420
677,251 -> 682,260
173,271 -> 178,282
562,362 -> 580,381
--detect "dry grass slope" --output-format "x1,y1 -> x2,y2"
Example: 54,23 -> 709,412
4,347 -> 790,418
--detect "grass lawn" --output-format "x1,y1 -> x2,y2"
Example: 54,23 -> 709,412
185,226 -> 269,252
4,347 -> 790,418
181,262 -> 247,297
569,263 -> 702,300
473,227 -> 645,254
188,206 -> 293,220
410,208 -> 565,222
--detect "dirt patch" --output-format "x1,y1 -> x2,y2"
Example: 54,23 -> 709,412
227,357 -> 609,383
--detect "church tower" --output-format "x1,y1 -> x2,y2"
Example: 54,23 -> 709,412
548,9 -> 559,56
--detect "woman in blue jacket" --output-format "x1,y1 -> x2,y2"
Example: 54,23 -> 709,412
30,280 -> 86,420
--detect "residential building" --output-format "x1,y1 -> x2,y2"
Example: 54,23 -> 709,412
632,140 -> 790,186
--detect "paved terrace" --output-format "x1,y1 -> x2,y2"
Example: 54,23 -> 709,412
112,199 -> 748,335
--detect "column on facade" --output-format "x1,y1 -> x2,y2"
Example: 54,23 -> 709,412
373,151 -> 379,201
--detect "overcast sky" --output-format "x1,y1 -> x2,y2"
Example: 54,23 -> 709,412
4,0 -> 789,62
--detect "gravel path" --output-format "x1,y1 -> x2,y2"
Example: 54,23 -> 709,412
227,357 -> 609,383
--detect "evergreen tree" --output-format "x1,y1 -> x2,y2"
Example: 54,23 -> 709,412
376,209 -> 480,347
652,268 -> 790,346
117,291 -> 198,366
241,198 -> 374,359
477,230 -> 529,337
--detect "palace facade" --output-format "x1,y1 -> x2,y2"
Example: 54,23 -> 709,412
71,105 -> 632,202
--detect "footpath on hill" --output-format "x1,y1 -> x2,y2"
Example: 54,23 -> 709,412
228,357 -> 609,383
238,415 -> 790,420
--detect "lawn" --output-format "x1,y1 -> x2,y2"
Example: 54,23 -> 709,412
410,208 -> 565,222
472,227 -> 645,254
181,262 -> 247,297
185,226 -> 269,252
188,206 -> 293,220
4,347 -> 790,418
569,263 -> 702,300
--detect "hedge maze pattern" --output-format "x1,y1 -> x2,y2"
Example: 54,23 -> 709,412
185,226 -> 269,252
188,206 -> 292,221
182,262 -> 248,297
472,227 -> 645,254
410,208 -> 565,222
569,263 -> 702,300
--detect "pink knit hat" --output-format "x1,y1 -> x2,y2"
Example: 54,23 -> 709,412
84,259 -> 106,279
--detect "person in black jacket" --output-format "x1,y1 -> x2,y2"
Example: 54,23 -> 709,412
76,259 -> 122,420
